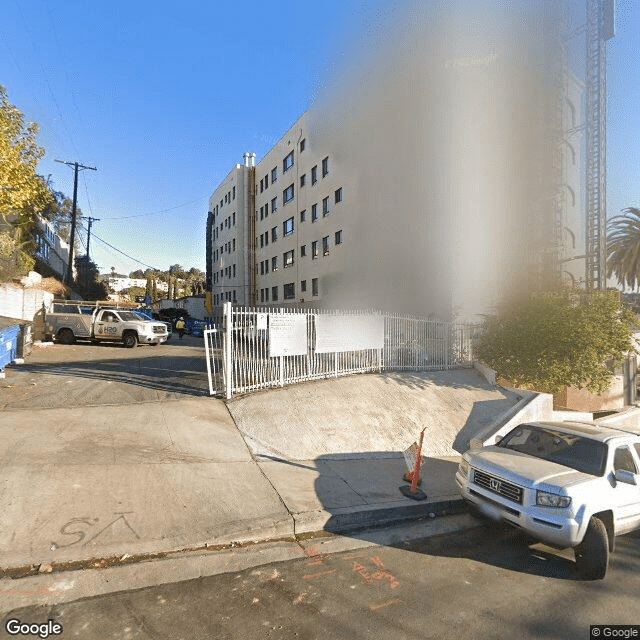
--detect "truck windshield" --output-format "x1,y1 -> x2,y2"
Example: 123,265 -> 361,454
497,424 -> 607,476
118,312 -> 142,321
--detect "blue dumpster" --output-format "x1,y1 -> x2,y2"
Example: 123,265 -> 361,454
0,318 -> 21,376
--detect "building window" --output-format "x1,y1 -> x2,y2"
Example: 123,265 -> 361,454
322,156 -> 329,177
335,187 -> 342,203
283,151 -> 294,172
272,256 -> 278,271
265,174 -> 269,188
283,282 -> 295,300
300,209 -> 306,222
300,244 -> 306,257
311,204 -> 318,222
232,212 -> 236,225
271,167 -> 278,183
284,250 -> 294,268
260,205 -> 264,220
323,236 -> 330,255
311,165 -> 317,184
322,196 -> 330,216
312,241 -> 318,259
312,278 -> 319,296
260,289 -> 265,303
300,138 -> 306,152
301,279 -> 307,292
271,196 -> 277,212
283,217 -> 294,236
272,226 -> 278,242
335,230 -> 343,245
260,235 -> 264,248
265,232 -> 269,246
283,183 -> 294,203
233,238 -> 236,251
265,201 -> 269,216
233,186 -> 236,199
272,286 -> 279,301
265,287 -> 269,302
260,179 -> 264,193
260,262 -> 265,275
300,174 -> 306,187
233,264 -> 236,277
265,259 -> 269,273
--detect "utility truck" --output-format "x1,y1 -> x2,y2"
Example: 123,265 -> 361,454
45,302 -> 169,347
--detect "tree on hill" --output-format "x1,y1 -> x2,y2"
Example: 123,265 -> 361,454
475,289 -> 636,395
74,255 -> 108,300
0,85 -> 55,280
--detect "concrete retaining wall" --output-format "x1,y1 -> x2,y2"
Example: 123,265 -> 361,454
468,389 -> 554,449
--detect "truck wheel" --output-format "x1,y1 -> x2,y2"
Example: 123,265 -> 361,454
57,329 -> 75,345
575,516 -> 609,580
122,331 -> 138,348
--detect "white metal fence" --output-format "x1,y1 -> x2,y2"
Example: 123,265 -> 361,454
204,303 -> 479,398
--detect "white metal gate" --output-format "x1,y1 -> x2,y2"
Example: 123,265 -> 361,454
205,302 -> 479,398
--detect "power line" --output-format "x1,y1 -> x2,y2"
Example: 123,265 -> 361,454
90,232 -> 160,271
99,195 -> 210,220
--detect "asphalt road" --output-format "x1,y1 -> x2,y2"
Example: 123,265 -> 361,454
0,334 -> 210,409
4,522 -> 639,640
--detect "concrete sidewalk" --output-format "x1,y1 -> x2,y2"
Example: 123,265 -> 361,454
0,395 -> 464,575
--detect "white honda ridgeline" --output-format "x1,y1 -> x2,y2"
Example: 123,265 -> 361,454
456,421 -> 640,579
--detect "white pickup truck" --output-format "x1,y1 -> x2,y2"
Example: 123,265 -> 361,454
456,421 -> 640,579
45,303 -> 169,347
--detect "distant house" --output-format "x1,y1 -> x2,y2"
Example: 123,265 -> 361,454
33,216 -> 70,281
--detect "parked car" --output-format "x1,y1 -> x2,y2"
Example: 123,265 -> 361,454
456,421 -> 640,579
134,311 -> 172,340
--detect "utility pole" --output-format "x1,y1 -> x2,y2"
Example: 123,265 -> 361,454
82,216 -> 100,259
55,160 -> 97,284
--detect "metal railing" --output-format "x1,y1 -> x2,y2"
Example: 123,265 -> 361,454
205,303 -> 479,398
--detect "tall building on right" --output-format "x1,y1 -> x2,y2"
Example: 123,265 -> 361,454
554,0 -> 615,290
205,1 -> 613,319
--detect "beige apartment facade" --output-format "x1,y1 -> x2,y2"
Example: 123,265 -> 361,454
253,114 -> 348,308
208,153 -> 255,311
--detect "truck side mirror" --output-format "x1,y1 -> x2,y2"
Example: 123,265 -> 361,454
615,469 -> 638,486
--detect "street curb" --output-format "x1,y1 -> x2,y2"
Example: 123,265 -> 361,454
0,499 -> 467,580
0,512 -> 480,615
293,497 -> 466,536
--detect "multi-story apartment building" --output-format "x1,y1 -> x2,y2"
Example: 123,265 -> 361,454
208,153 -> 255,309
207,108 -> 452,317
206,5 -> 590,319
253,114 -> 346,307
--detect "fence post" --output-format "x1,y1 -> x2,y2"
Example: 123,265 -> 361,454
223,301 -> 233,399
278,308 -> 284,387
204,329 -> 214,396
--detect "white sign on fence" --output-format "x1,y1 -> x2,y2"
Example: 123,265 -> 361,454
268,313 -> 308,357
256,313 -> 268,331
315,315 -> 384,354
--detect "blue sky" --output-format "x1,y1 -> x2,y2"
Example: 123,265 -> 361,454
2,0 -> 639,276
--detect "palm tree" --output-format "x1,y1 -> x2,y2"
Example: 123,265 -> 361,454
607,208 -> 640,290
